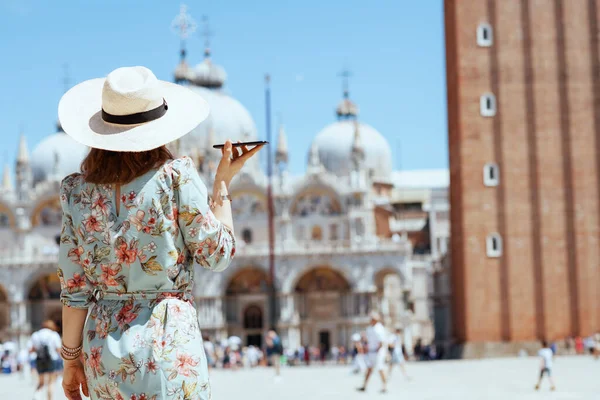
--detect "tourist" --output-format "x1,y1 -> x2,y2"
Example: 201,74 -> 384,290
247,345 -> 260,367
357,311 -> 388,393
30,320 -> 61,400
265,329 -> 283,377
351,333 -> 366,374
575,336 -> 584,354
388,328 -> 411,381
414,338 -> 423,360
57,66 -> 262,400
534,340 -> 556,391
203,336 -> 216,369
303,344 -> 311,365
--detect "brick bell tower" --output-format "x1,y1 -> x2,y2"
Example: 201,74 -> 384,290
445,0 -> 600,356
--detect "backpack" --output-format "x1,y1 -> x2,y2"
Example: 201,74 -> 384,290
36,344 -> 53,371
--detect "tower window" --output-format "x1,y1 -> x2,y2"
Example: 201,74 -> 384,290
483,163 -> 500,187
480,93 -> 496,117
329,224 -> 338,241
242,228 -> 253,244
477,23 -> 493,47
486,233 -> 502,258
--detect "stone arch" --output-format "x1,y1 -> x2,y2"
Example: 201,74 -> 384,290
289,184 -> 343,217
282,263 -> 356,294
27,271 -> 63,333
293,266 -> 351,293
229,188 -> 267,218
0,201 -> 16,229
374,267 -> 406,293
225,266 -> 271,296
31,195 -> 62,227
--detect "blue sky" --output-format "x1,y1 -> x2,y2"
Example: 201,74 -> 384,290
0,0 -> 446,176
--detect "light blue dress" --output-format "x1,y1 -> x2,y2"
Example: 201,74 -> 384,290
58,157 -> 235,400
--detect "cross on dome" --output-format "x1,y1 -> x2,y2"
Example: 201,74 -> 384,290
201,15 -> 214,58
171,4 -> 197,41
336,68 -> 358,119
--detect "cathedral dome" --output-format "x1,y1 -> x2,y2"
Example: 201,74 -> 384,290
311,120 -> 393,180
180,84 -> 257,148
31,132 -> 89,184
189,55 -> 227,89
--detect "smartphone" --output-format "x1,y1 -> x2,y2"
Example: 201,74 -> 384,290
212,140 -> 269,149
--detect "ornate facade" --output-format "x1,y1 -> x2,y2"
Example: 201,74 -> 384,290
0,20 -> 449,353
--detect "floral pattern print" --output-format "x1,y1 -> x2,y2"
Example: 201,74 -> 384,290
58,157 -> 235,400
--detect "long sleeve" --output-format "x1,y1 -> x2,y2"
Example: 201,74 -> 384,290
172,157 -> 236,272
57,175 -> 93,308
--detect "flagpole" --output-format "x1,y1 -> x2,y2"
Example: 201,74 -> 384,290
265,74 -> 277,330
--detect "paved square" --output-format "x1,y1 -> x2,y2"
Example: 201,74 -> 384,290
1,356 -> 598,399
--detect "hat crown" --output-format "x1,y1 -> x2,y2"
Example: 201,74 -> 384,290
102,66 -> 163,116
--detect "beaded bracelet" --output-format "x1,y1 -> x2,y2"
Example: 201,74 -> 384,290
61,344 -> 83,360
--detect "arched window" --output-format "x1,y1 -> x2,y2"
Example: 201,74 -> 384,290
242,228 -> 253,244
243,305 -> 263,329
480,93 -> 496,117
311,225 -> 323,241
483,163 -> 500,187
329,224 -> 338,241
477,23 -> 493,47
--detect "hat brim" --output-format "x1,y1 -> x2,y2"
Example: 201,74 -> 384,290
58,78 -> 209,152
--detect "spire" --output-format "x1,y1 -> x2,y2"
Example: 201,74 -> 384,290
171,4 -> 197,83
189,15 -> 226,89
201,15 -> 214,59
336,68 -> 358,119
308,142 -> 322,172
351,120 -> 365,173
17,134 -> 29,163
275,124 -> 288,165
15,132 -> 32,201
352,120 -> 364,155
2,165 -> 12,192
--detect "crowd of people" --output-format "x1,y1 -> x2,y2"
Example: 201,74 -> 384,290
0,317 -> 599,396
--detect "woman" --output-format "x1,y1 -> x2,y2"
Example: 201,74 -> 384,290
57,66 -> 263,400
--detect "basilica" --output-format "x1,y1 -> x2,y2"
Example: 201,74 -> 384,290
0,26 -> 449,353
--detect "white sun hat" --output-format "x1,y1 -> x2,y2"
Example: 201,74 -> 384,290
58,66 -> 209,152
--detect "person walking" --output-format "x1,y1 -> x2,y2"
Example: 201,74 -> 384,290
388,328 -> 411,381
535,340 -> 556,391
56,66 -> 262,400
265,330 -> 283,377
30,320 -> 62,400
357,312 -> 388,393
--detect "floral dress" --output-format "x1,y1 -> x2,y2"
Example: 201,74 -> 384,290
57,157 -> 235,400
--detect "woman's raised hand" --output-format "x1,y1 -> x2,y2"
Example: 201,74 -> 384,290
215,139 -> 264,187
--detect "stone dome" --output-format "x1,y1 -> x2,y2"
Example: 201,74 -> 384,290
189,57 -> 227,89
311,120 -> 393,180
181,85 -> 258,148
31,132 -> 89,184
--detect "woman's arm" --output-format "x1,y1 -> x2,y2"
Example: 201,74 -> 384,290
210,180 -> 233,232
62,307 -> 87,349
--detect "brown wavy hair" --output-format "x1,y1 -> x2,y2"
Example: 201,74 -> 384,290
81,146 -> 174,184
